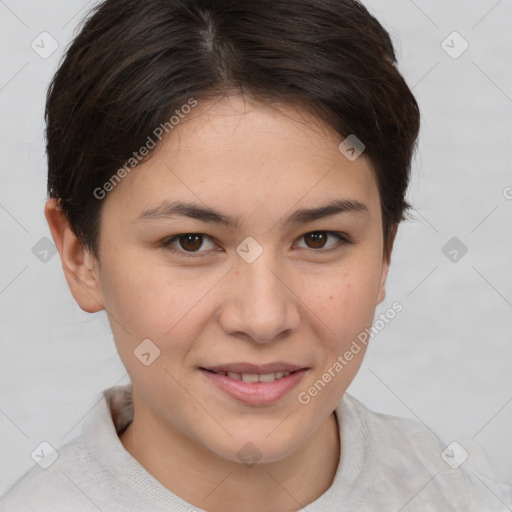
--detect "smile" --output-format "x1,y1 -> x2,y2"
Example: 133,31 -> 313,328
199,365 -> 308,406
203,369 -> 293,383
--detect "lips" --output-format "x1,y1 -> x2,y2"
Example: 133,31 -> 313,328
201,362 -> 306,382
199,362 -> 309,405
203,368 -> 294,383
201,362 -> 306,374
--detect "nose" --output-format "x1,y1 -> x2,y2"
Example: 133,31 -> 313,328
218,253 -> 301,344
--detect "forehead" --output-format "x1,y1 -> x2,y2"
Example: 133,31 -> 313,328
103,95 -> 380,222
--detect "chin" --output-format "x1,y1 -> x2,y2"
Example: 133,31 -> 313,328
204,431 -> 301,467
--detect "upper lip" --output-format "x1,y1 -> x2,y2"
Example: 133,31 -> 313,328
201,362 -> 307,374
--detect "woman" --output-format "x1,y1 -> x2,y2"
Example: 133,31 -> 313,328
2,0 -> 510,510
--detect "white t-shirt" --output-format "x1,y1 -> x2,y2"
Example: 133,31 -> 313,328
1,385 -> 510,511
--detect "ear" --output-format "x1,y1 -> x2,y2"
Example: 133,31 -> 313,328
44,198 -> 105,313
376,259 -> 390,305
376,224 -> 398,304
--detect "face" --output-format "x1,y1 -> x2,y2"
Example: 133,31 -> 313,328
80,95 -> 389,463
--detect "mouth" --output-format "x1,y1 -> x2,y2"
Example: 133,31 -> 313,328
201,368 -> 299,383
199,363 -> 309,406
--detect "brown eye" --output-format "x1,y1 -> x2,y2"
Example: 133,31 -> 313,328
178,234 -> 204,251
295,231 -> 349,253
303,232 -> 329,249
163,233 -> 216,254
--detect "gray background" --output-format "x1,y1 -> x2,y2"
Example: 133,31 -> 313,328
1,0 -> 511,496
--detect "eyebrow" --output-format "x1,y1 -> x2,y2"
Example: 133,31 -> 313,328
133,198 -> 368,229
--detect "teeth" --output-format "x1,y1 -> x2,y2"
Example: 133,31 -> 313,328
241,373 -> 259,383
258,373 -> 276,382
215,370 -> 292,382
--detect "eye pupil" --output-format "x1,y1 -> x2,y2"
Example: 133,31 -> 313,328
179,234 -> 203,251
169,231 -> 339,255
305,232 -> 327,249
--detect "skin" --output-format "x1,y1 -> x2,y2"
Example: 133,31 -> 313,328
46,94 -> 393,512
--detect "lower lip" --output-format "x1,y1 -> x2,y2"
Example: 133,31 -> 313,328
200,369 -> 307,406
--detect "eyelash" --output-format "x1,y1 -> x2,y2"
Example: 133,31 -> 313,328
160,231 -> 352,258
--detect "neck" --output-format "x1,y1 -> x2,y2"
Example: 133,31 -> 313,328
119,393 -> 340,512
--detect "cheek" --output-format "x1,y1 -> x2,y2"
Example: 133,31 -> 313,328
97,251 -> 175,342
300,267 -> 380,402
98,250 -> 224,353
308,262 -> 382,339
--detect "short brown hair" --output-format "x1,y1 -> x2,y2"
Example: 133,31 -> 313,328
46,0 -> 420,261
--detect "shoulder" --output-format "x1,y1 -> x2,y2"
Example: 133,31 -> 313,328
341,393 -> 448,468
338,393 -> 512,511
0,436 -> 102,512
0,386 -> 137,512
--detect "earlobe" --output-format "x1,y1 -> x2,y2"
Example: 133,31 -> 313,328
44,199 -> 105,313
376,261 -> 389,304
